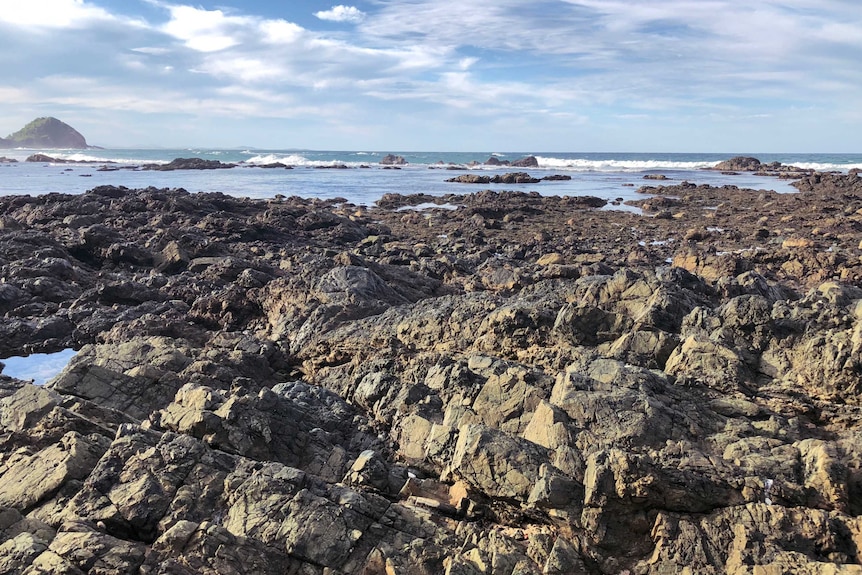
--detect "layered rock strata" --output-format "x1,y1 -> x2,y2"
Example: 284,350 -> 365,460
1,173 -> 862,573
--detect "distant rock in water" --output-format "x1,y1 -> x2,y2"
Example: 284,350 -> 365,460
446,172 -> 542,184
380,154 -> 407,165
141,157 -> 236,171
0,156 -> 18,163
511,155 -> 539,167
711,156 -> 763,171
484,156 -> 510,166
710,156 -> 813,176
2,117 -> 90,149
25,154 -> 82,164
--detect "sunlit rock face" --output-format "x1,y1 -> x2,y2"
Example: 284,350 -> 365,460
1,173 -> 862,573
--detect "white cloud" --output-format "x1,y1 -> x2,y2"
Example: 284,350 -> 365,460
0,0 -> 120,29
261,19 -> 305,44
2,0 -> 862,149
131,46 -> 171,55
315,5 -> 366,24
0,86 -> 30,102
161,5 -> 252,52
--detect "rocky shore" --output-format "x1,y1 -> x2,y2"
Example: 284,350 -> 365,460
1,171 -> 862,574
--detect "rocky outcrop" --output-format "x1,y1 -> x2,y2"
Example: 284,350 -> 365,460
445,173 -> 572,185
446,172 -> 541,184
712,156 -> 764,171
2,117 -> 90,149
1,175 -> 862,573
710,155 -> 813,176
380,154 -> 407,165
484,156 -> 508,166
511,155 -> 539,167
24,154 -> 80,164
141,158 -> 236,171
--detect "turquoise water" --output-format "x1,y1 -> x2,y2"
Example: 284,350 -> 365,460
4,149 -> 854,205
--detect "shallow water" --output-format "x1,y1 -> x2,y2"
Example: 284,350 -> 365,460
1,349 -> 76,385
0,159 -> 801,210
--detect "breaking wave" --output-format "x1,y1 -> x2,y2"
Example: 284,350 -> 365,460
42,153 -> 145,165
244,153 -> 366,167
534,156 -> 718,172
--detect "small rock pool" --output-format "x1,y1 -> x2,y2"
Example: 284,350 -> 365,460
1,349 -> 77,385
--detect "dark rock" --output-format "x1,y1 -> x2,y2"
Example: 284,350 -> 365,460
142,158 -> 236,171
711,156 -> 763,171
380,154 -> 407,165
25,154 -> 73,164
484,156 -> 510,166
511,155 -> 539,167
255,162 -> 292,169
1,178 -> 862,573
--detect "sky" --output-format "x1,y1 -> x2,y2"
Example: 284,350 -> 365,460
0,0 -> 860,152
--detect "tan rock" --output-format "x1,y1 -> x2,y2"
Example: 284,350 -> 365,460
782,237 -> 815,249
446,424 -> 548,500
664,335 -> 751,392
537,253 -> 564,266
0,432 -> 108,511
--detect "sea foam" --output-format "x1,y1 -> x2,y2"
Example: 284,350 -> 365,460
534,156 -> 717,172
244,153 -> 366,167
46,153 -> 144,165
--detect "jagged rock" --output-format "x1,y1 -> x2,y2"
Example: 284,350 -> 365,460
380,154 -> 407,165
445,424 -> 549,499
511,156 -> 539,168
711,156 -> 763,171
141,158 -> 236,171
1,178 -> 862,574
639,504 -> 862,573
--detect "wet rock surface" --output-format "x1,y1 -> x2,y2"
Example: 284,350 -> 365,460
1,171 -> 862,573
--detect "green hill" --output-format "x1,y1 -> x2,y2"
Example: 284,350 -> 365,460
2,117 -> 89,149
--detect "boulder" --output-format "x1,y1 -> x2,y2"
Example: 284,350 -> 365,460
142,158 -> 236,171
380,154 -> 407,165
511,156 -> 539,168
711,156 -> 763,171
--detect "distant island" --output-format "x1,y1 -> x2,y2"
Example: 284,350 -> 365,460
0,117 -> 92,149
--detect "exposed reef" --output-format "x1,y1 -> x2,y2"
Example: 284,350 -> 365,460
1,172 -> 862,573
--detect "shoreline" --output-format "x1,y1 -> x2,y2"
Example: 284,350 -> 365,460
1,173 -> 862,572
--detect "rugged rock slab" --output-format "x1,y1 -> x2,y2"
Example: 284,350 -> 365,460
1,172 -> 862,573
380,154 -> 407,165
709,155 -> 813,177
141,158 -> 236,171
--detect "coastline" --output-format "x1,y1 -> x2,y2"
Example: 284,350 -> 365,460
1,170 -> 862,572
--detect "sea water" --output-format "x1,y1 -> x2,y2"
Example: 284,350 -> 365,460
2,150 -> 860,206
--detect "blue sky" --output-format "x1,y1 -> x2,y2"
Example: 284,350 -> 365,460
0,0 -> 860,151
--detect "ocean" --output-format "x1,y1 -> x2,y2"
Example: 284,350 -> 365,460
2,149 -> 861,207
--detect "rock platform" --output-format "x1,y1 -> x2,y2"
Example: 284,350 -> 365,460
1,172 -> 862,573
